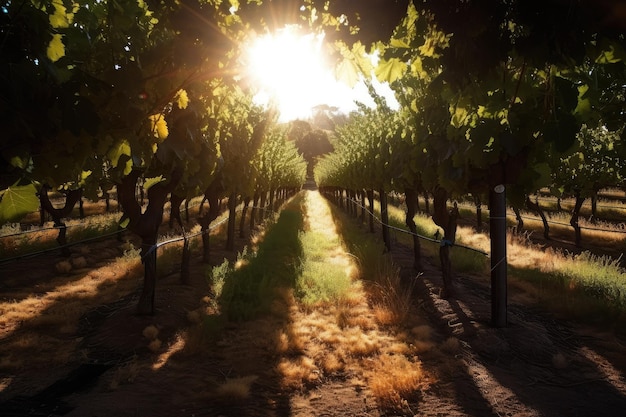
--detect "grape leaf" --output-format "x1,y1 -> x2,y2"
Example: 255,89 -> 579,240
0,184 -> 39,224
175,89 -> 189,109
144,176 -> 164,191
149,114 -> 169,141
49,0 -> 72,28
47,34 -> 65,62
375,57 -> 407,84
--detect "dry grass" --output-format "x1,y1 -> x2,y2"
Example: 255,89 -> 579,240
0,251 -> 143,372
269,191 -> 436,412
214,375 -> 259,399
367,353 -> 430,410
277,356 -> 319,389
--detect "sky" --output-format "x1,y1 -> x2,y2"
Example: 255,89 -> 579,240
245,28 -> 398,122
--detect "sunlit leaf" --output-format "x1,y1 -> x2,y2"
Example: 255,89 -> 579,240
375,57 -> 407,84
0,184 -> 39,224
149,114 -> 169,141
119,217 -> 130,228
574,84 -> 592,120
47,34 -> 65,62
175,89 -> 189,109
107,140 -> 131,168
335,41 -> 372,87
144,176 -> 164,190
335,58 -> 361,87
49,0 -> 72,28
450,105 -> 469,128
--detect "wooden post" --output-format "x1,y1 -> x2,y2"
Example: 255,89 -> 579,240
490,184 -> 507,328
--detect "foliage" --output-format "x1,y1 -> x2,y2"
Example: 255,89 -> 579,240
218,201 -> 303,321
295,229 -> 352,306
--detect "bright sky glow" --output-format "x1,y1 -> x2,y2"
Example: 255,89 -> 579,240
244,27 -> 397,122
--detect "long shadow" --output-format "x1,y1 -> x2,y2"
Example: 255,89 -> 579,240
0,198 -> 306,416
415,253 -> 626,416
322,194 -> 626,416
182,195 -> 306,416
319,194 -> 501,416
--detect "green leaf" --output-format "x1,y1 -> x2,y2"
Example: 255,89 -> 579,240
107,140 -> 131,168
335,57 -> 361,87
175,89 -> 189,109
334,41 -> 373,87
119,217 -> 130,228
450,105 -> 469,128
574,84 -> 592,120
375,58 -> 407,84
49,0 -> 72,28
143,176 -> 164,191
47,34 -> 66,62
0,184 -> 39,224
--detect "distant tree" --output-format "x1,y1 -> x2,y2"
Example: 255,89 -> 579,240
296,129 -> 333,176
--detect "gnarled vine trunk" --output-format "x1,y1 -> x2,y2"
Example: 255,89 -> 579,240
250,192 -> 259,231
404,187 -> 421,271
199,179 -> 223,264
240,196 -> 251,238
366,189 -> 375,233
570,191 -> 585,247
360,190 -> 366,224
117,168 -> 182,315
380,189 -> 391,252
512,206 -> 524,234
432,187 -> 459,298
226,192 -> 238,251
526,196 -> 550,240
39,185 -> 83,256
168,194 -> 185,229
474,195 -> 483,232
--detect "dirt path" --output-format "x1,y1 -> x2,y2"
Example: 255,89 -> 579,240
2,190 -> 626,416
388,241 -> 626,416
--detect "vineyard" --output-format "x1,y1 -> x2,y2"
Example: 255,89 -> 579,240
2,0 -> 626,416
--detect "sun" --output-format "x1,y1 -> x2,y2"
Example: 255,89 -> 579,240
244,26 -> 356,122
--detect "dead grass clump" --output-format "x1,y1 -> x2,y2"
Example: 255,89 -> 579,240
214,375 -> 258,400
274,331 -> 290,353
148,338 -> 162,352
372,304 -> 397,326
344,329 -> 380,357
71,256 -> 88,269
336,306 -> 350,329
277,356 -> 319,389
321,352 -> 344,374
142,325 -> 159,340
274,328 -> 306,355
318,327 -> 342,345
367,354 -> 429,411
412,340 -> 435,353
55,260 -> 72,274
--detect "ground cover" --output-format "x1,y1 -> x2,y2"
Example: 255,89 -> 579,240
0,189 -> 625,416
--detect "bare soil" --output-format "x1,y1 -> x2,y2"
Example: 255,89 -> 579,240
1,195 -> 626,416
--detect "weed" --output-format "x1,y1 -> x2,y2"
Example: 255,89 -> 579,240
214,375 -> 259,400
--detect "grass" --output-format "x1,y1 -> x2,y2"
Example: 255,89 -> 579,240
296,228 -> 355,307
211,190 -> 434,412
216,196 -> 304,321
0,212 -> 122,260
368,196 -> 626,330
382,202 -> 489,275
